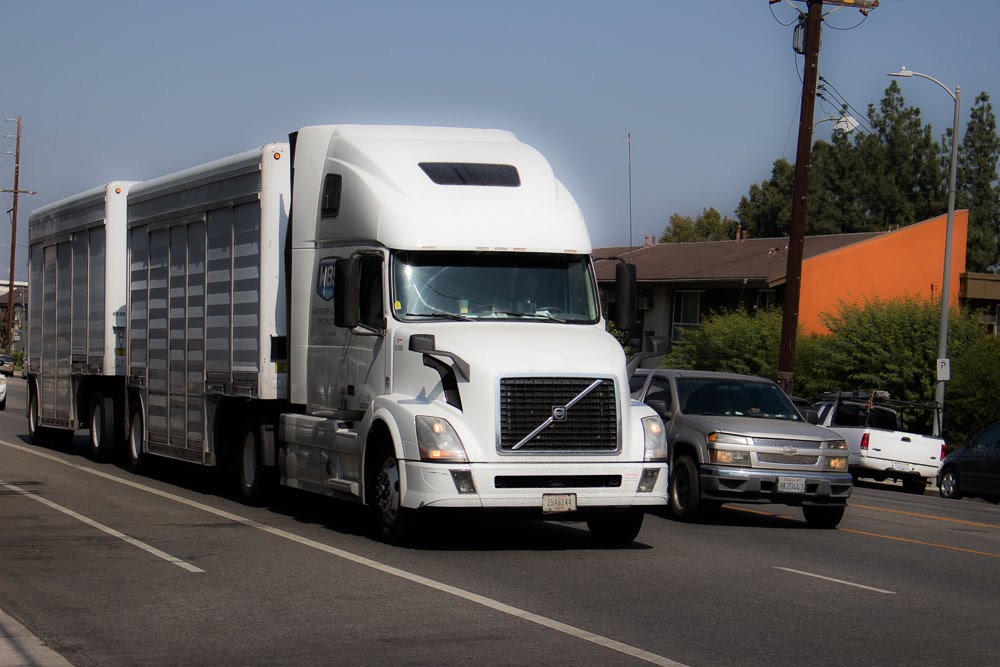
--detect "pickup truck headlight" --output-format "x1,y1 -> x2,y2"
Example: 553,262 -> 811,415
825,455 -> 849,471
415,416 -> 468,463
708,432 -> 749,446
710,449 -> 751,465
825,439 -> 848,450
642,416 -> 667,462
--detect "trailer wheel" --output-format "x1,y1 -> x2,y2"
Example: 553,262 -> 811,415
89,393 -> 117,462
237,424 -> 272,506
587,509 -> 644,545
370,450 -> 414,544
28,391 -> 50,446
902,478 -> 927,495
127,399 -> 147,473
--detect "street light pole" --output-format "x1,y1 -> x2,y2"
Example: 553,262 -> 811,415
888,67 -> 960,436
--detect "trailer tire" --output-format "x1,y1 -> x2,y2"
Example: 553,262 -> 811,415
237,424 -> 273,506
669,455 -> 705,522
370,449 -> 414,544
127,399 -> 147,474
902,478 -> 927,495
587,509 -> 644,545
28,391 -> 51,446
89,393 -> 117,463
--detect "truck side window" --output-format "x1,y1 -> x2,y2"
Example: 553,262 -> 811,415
358,255 -> 384,329
645,377 -> 672,410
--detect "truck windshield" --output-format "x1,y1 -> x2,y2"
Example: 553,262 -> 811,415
391,251 -> 599,323
677,377 -> 802,421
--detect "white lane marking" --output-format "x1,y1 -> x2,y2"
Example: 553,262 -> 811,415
774,567 -> 895,594
0,477 -> 204,574
1,439 -> 685,666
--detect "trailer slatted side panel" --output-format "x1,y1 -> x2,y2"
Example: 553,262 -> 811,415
168,226 -> 187,448
128,229 -> 149,376
28,245 -> 43,372
186,222 -> 206,451
41,246 -> 57,419
206,208 -> 233,380
71,234 -> 89,365
232,203 -> 260,372
88,227 -> 107,365
54,243 -> 73,422
146,229 -> 170,446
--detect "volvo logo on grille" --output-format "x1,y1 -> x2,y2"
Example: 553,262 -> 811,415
552,406 -> 568,421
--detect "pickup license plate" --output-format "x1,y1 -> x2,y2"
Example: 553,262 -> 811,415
542,493 -> 577,514
891,461 -> 914,472
778,477 -> 806,494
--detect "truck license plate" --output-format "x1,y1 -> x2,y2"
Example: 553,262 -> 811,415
778,477 -> 806,494
542,493 -> 577,514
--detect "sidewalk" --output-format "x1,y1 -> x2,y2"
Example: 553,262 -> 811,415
0,609 -> 71,667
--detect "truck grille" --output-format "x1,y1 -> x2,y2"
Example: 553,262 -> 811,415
498,377 -> 619,454
751,437 -> 822,450
757,453 -> 819,465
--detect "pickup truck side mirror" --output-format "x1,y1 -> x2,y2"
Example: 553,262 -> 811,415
802,408 -> 820,425
646,399 -> 670,421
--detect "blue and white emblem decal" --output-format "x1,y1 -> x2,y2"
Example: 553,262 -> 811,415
316,257 -> 336,301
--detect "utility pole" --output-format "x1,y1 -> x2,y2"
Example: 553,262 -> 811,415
2,115 -> 36,354
772,0 -> 877,393
775,0 -> 823,394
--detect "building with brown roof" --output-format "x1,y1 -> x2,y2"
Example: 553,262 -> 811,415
595,211 -> 971,354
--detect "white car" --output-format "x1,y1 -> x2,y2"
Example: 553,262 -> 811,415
0,374 -> 6,410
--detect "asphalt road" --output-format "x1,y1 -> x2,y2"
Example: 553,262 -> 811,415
1,377 -> 999,666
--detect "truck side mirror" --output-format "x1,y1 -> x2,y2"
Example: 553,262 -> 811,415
615,262 -> 637,331
334,257 -> 360,329
802,408 -> 820,425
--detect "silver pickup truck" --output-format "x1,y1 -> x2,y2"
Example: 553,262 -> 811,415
631,369 -> 853,528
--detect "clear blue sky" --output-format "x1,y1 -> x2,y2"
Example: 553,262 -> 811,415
2,0 -> 998,280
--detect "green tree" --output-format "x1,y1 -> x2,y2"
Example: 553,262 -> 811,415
735,159 -> 794,238
957,92 -> 1000,272
662,307 -> 784,378
660,207 -> 738,243
946,335 -> 1000,443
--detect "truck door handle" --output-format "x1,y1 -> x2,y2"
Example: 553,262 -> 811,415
901,437 -> 911,442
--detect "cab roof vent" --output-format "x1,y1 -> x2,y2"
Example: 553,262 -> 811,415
418,162 -> 520,187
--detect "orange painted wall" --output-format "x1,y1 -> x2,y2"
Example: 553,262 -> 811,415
798,211 -> 968,334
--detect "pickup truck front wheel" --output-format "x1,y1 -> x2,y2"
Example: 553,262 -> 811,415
669,455 -> 705,521
802,505 -> 845,529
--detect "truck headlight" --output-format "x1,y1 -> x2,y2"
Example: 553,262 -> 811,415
708,432 -> 749,446
642,416 -> 667,462
415,416 -> 468,463
825,439 -> 848,450
710,449 -> 751,465
825,456 -> 849,471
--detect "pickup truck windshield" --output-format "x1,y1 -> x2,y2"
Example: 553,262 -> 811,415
677,377 -> 802,421
391,251 -> 599,323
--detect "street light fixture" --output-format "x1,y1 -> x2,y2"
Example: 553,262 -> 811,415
888,66 -> 961,436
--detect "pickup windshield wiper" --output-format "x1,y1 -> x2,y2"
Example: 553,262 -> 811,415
402,312 -> 472,322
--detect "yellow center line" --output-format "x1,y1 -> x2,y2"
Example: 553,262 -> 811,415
850,503 -> 1000,529
841,529 -> 1000,559
724,505 -> 1000,559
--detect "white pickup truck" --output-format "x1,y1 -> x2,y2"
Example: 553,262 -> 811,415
812,392 -> 946,494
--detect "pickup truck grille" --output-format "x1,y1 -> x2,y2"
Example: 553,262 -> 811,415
758,453 -> 819,465
498,377 -> 619,454
751,437 -> 822,450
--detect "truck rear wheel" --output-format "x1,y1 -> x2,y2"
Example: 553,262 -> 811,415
127,399 -> 147,474
669,455 -> 705,522
802,505 -> 845,529
902,478 -> 927,495
370,450 -> 414,544
587,509 -> 644,545
237,424 -> 273,506
90,393 -> 117,462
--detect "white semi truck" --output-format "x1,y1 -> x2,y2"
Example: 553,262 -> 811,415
27,125 -> 668,543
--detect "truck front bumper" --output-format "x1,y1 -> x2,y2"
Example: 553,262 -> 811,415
700,465 -> 852,506
399,460 -> 668,511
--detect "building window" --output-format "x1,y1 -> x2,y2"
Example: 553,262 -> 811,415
672,290 -> 703,341
756,289 -> 776,312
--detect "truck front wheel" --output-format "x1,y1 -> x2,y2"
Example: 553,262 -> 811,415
370,450 -> 414,544
669,454 -> 705,521
802,505 -> 845,529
